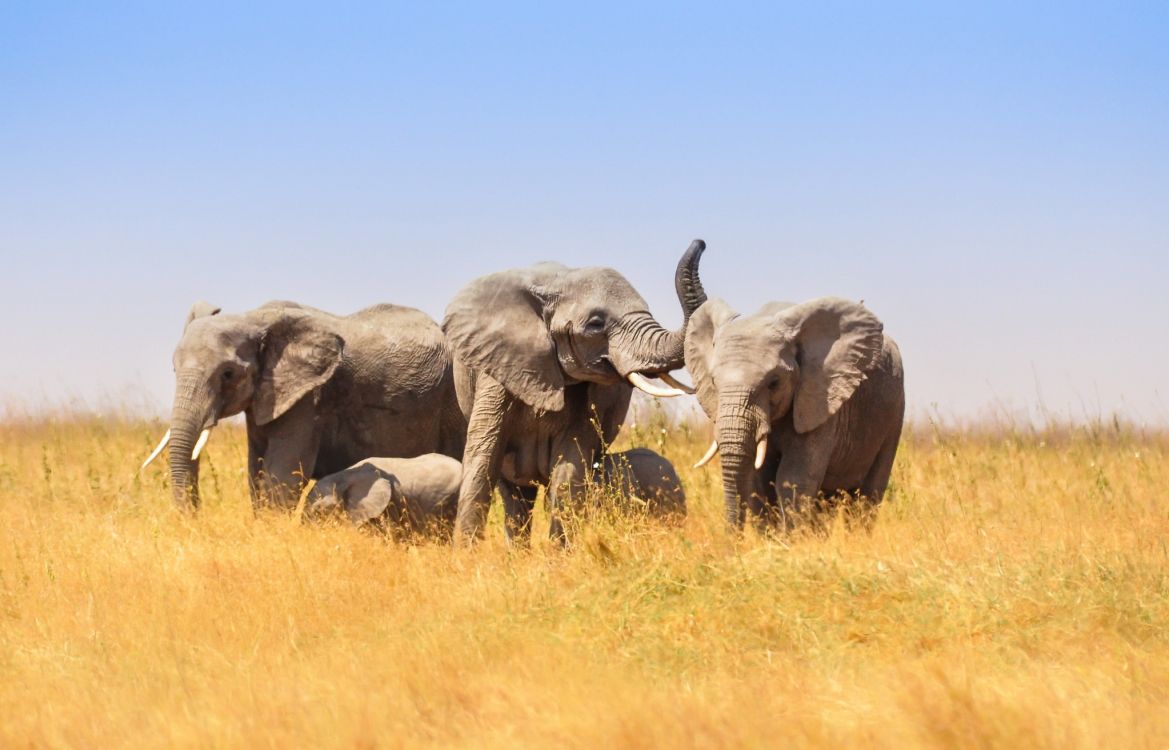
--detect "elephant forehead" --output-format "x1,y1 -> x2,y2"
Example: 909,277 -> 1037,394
560,267 -> 648,310
717,315 -> 783,347
175,318 -> 259,361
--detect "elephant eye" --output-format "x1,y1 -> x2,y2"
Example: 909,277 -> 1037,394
222,369 -> 235,381
584,314 -> 606,332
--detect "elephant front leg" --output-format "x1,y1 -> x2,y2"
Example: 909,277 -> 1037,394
246,429 -> 267,510
546,434 -> 601,545
454,376 -> 512,543
773,428 -> 834,533
250,400 -> 321,510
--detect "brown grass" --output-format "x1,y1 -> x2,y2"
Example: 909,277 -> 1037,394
1,410 -> 1167,748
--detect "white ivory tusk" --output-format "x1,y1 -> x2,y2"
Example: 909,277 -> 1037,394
693,440 -> 719,469
754,438 -> 768,469
657,372 -> 696,395
191,428 -> 212,461
141,429 -> 171,470
627,371 -> 687,398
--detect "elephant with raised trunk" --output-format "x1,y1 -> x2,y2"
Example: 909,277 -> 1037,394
444,240 -> 707,543
684,248 -> 905,530
143,301 -> 466,510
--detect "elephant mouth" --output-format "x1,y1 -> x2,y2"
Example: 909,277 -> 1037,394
559,325 -> 693,397
559,330 -> 623,384
593,355 -> 623,381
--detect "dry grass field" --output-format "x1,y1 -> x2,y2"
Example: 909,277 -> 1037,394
2,408 -> 1168,748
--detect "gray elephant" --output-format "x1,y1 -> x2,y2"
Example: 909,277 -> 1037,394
683,252 -> 905,530
305,454 -> 461,539
142,301 -> 466,510
595,448 -> 686,522
443,240 -> 708,543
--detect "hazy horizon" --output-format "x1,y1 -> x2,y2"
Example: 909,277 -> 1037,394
2,3 -> 1167,425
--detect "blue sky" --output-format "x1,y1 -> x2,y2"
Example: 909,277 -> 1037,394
2,2 -> 1167,423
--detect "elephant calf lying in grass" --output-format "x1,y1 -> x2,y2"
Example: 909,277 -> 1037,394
305,454 -> 461,539
306,449 -> 686,540
594,448 -> 686,523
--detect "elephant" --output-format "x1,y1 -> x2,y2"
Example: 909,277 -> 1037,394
305,454 -> 461,539
443,240 -> 709,544
595,448 -> 687,522
142,301 -> 467,510
683,251 -> 905,530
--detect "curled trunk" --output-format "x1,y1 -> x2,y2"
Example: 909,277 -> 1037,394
675,239 -> 708,324
610,240 -> 709,377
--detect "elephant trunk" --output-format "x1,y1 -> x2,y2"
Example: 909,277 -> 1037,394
608,240 -> 708,380
716,387 -> 769,529
168,372 -> 215,510
610,313 -> 687,375
674,239 -> 707,325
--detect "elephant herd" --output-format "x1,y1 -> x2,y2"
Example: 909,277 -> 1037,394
142,240 -> 905,543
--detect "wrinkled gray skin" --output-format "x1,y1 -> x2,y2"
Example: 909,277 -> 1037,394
444,241 -> 707,544
685,258 -> 904,530
596,448 -> 686,522
160,301 -> 466,510
305,454 -> 461,539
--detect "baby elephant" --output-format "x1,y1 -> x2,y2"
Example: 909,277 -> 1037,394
596,448 -> 687,522
306,454 -> 460,539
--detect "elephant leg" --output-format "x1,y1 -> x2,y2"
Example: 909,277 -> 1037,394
753,450 -> 784,533
454,376 -> 512,543
746,477 -> 770,532
773,429 -> 834,533
499,480 -> 538,546
851,430 -> 902,531
246,429 -> 267,509
547,457 -> 587,545
547,426 -> 605,544
252,400 -> 321,510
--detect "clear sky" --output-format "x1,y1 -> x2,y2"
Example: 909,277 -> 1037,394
2,2 -> 1167,424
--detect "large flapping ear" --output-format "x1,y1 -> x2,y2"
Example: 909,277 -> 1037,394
683,298 -> 739,421
443,266 -> 566,412
252,314 -> 344,425
184,301 -> 221,330
345,473 -> 397,525
774,297 -> 884,434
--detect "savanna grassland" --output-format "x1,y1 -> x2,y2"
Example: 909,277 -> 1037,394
1,410 -> 1168,748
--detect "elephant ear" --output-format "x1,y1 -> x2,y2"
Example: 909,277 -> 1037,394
683,298 -> 738,421
253,315 -> 344,425
345,474 -> 396,525
184,301 -> 221,330
776,297 -> 884,434
443,266 -> 566,412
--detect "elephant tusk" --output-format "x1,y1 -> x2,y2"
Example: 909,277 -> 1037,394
627,371 -> 687,398
693,440 -> 718,469
191,428 -> 212,461
141,429 -> 171,469
754,438 -> 768,470
657,372 -> 696,395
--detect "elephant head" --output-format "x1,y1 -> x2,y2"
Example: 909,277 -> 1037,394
306,464 -> 397,525
143,302 -> 343,509
685,296 -> 884,527
442,240 -> 708,410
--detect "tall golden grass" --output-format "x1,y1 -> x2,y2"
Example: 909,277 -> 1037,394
1,409 -> 1167,748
